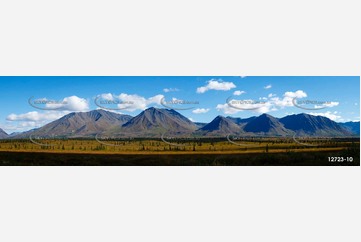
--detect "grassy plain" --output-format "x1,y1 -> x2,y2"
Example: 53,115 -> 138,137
0,137 -> 359,165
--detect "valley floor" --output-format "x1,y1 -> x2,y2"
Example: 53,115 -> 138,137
1,148 -> 359,166
1,138 -> 359,166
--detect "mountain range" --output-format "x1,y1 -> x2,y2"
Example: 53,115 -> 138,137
339,121 -> 360,135
13,109 -> 132,138
0,128 -> 8,139
1,108 -> 359,139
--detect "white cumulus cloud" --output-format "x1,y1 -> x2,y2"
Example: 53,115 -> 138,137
216,103 -> 240,115
314,101 -> 339,109
44,96 -> 89,111
192,108 -> 210,114
6,111 -> 70,122
216,90 -> 309,115
233,90 -> 246,96
264,84 -> 272,89
196,79 -> 236,93
100,93 -> 114,101
163,88 -> 179,93
271,90 -> 308,108
284,90 -> 307,98
98,93 -> 164,112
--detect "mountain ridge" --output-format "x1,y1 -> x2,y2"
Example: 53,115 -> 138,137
7,109 -> 359,138
114,107 -> 197,136
0,128 -> 8,139
243,113 -> 292,136
339,121 -> 360,135
13,109 -> 133,138
198,115 -> 242,135
279,113 -> 352,136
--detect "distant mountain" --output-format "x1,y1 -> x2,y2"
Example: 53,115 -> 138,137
194,122 -> 207,129
9,132 -> 22,137
226,116 -> 257,127
338,121 -> 360,135
244,114 -> 291,136
279,113 -> 352,136
198,116 -> 241,135
13,110 -> 133,138
7,131 -> 26,138
10,128 -> 40,139
119,107 -> 197,136
0,128 -> 9,139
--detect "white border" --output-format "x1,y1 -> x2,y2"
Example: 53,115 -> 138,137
0,0 -> 360,242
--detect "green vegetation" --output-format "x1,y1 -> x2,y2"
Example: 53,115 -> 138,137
0,137 -> 358,153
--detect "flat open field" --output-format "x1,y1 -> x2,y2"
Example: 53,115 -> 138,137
0,138 -> 359,166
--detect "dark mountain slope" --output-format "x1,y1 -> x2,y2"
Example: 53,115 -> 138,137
244,114 -> 291,136
13,110 -> 133,138
279,113 -> 352,136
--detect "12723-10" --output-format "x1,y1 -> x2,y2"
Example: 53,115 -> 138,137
328,157 -> 353,163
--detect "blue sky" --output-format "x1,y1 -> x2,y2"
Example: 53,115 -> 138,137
0,76 -> 359,133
